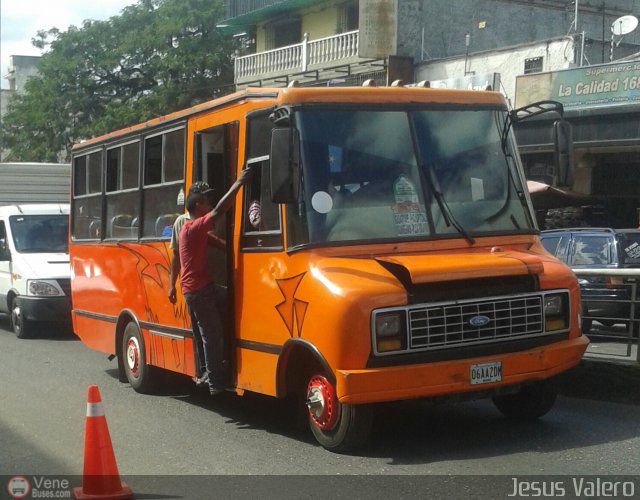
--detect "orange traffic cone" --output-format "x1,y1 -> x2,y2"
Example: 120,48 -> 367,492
73,385 -> 133,500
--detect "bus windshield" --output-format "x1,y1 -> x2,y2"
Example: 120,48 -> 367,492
10,214 -> 69,253
288,107 -> 533,246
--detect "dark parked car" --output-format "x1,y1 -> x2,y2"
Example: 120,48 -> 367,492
540,228 -> 640,334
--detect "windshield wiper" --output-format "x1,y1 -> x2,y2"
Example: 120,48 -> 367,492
424,163 -> 475,245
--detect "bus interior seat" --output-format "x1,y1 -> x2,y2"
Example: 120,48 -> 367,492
155,213 -> 180,237
109,214 -> 133,238
88,219 -> 101,239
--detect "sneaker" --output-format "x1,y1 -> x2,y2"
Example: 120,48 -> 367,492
195,373 -> 209,388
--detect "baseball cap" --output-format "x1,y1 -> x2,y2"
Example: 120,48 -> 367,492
188,181 -> 214,195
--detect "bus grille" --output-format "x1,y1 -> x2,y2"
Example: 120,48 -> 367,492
408,295 -> 544,350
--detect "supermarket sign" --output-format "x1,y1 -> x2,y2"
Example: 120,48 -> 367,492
515,61 -> 640,110
428,73 -> 501,92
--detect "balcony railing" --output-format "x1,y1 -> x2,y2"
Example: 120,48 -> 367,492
235,30 -> 361,84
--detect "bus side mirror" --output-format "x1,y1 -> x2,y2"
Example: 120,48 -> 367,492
270,127 -> 301,204
554,119 -> 574,186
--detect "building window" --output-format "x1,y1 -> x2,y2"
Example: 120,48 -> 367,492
265,17 -> 301,50
338,1 -> 359,33
524,56 -> 543,74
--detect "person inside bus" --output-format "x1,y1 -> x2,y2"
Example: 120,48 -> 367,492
178,169 -> 251,396
168,181 -> 213,387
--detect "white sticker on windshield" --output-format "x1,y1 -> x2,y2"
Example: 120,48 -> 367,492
311,191 -> 333,214
625,242 -> 640,259
471,177 -> 485,201
392,175 -> 427,236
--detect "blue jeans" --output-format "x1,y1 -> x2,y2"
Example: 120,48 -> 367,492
189,307 -> 206,378
184,283 -> 228,390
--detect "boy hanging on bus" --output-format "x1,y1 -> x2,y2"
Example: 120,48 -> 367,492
178,169 -> 250,396
168,181 -> 214,388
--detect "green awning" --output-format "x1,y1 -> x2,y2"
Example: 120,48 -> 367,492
217,0 -> 317,33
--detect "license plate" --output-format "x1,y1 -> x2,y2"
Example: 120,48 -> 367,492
470,361 -> 502,385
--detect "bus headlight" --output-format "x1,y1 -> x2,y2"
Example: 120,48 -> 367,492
544,293 -> 568,331
28,280 -> 61,296
374,311 -> 406,353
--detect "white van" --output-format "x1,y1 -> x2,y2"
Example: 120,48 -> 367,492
0,204 -> 71,338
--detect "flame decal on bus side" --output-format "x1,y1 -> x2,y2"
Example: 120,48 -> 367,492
115,242 -> 189,371
275,273 -> 308,338
117,241 -> 190,328
118,242 -> 169,288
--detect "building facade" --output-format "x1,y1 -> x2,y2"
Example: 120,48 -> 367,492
220,0 -> 640,228
4,55 -> 40,92
219,0 -> 390,87
220,1 -> 640,95
1,55 -> 41,161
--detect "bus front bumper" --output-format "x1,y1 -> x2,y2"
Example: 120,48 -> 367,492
17,295 -> 72,323
335,336 -> 589,405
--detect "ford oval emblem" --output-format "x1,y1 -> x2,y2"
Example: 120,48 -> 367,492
469,315 -> 491,327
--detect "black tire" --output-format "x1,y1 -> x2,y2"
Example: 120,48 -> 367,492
492,379 -> 558,419
116,351 -> 129,383
306,373 -> 373,452
121,322 -> 155,393
581,318 -> 592,335
11,297 -> 32,339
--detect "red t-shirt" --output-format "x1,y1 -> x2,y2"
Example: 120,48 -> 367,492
178,212 -> 215,294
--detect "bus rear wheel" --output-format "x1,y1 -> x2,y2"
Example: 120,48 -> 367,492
305,373 -> 373,452
121,322 -> 155,393
492,379 -> 557,419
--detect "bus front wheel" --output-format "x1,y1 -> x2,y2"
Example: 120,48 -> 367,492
11,297 -> 31,339
121,322 -> 155,393
305,373 -> 373,452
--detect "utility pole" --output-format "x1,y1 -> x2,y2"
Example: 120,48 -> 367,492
602,2 -> 606,63
464,33 -> 470,76
569,0 -> 579,33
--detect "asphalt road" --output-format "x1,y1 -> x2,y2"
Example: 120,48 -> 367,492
1,319 -> 639,499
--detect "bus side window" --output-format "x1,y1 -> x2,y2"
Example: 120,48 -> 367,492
72,151 -> 103,240
141,128 -> 185,239
241,112 -> 283,251
244,158 -> 279,233
105,141 -> 140,240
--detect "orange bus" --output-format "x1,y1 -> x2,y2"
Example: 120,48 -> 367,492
70,85 -> 588,451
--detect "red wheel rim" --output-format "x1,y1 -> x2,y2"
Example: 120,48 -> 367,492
306,374 -> 340,430
126,337 -> 140,377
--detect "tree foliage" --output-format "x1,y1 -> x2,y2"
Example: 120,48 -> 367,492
1,0 -> 235,162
